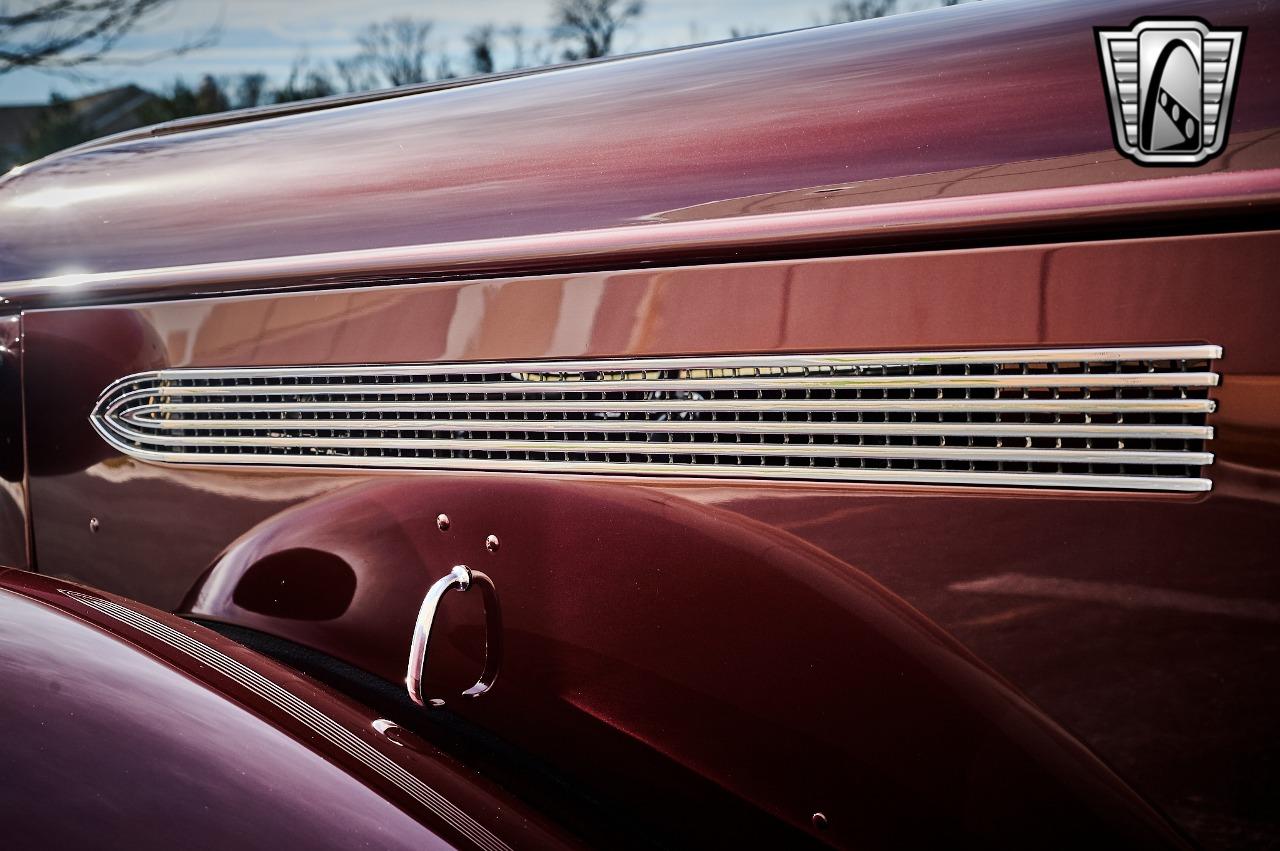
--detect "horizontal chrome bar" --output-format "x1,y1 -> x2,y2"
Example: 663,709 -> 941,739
86,427 -> 1215,492
113,416 -> 1215,440
1204,40 -> 1233,61
133,346 -> 1221,383
121,397 -> 1218,417
1109,42 -> 1138,61
104,423 -> 1214,465
1204,60 -> 1228,84
101,371 -> 1221,407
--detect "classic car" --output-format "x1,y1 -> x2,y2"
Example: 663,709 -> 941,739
0,0 -> 1277,847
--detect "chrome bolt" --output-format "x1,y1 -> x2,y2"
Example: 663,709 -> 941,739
436,513 -> 450,532
811,813 -> 829,831
485,534 -> 500,553
88,517 -> 100,533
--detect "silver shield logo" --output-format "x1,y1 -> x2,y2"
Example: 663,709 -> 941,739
1095,18 -> 1245,166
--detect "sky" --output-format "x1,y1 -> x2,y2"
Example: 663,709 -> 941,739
0,0 -> 950,104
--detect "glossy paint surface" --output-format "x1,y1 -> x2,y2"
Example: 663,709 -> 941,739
21,228 -> 1280,847
0,568 -> 575,850
192,477 -> 1194,850
1,0 -> 1278,290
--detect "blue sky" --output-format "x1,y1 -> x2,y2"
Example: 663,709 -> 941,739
0,0 -> 950,104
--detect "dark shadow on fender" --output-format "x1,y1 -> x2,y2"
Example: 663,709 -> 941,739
230,548 -> 357,621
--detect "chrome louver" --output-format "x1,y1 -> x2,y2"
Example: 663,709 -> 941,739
91,346 -> 1220,491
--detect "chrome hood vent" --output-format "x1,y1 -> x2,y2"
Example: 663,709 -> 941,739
91,345 -> 1220,491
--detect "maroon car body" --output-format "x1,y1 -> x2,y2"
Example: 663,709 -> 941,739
0,569 -> 575,850
1,0 -> 1278,848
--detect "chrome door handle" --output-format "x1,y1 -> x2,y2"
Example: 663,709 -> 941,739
405,565 -> 503,707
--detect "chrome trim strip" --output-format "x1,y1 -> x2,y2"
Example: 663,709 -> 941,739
58,589 -> 511,851
91,345 -> 1219,492
118,398 -> 1218,416
76,446 -> 1217,491
102,422 -> 1214,466
102,417 -> 1217,440
100,370 -> 1221,405
136,345 -> 1224,378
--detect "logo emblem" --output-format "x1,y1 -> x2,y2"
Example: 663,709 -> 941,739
1095,18 -> 1245,166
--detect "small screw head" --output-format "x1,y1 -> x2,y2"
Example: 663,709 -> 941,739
485,534 -> 500,552
811,813 -> 829,831
88,517 -> 100,533
436,514 -> 450,532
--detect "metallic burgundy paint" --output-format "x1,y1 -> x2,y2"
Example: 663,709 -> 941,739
2,166 -> 1279,308
187,477 -> 1191,849
18,229 -> 1280,846
1,0 -> 1277,291
0,569 -> 576,850
3,0 -> 1279,846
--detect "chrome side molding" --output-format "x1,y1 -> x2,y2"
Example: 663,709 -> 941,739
58,588 -> 511,851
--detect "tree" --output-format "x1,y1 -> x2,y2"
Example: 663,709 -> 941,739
334,56 -> 378,93
191,73 -> 227,113
19,94 -> 91,158
502,23 -> 551,70
138,74 -> 228,122
354,17 -> 433,87
828,0 -> 896,23
465,24 -> 496,75
550,0 -> 644,61
233,72 -> 267,109
0,0 -> 216,76
272,53 -> 336,103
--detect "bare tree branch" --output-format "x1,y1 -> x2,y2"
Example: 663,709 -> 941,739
501,22 -> 552,70
0,0 -> 217,76
550,0 -> 644,61
334,55 -> 377,93
827,0 -> 897,24
433,53 -> 454,80
272,50 -> 336,103
464,23 -> 495,75
232,71 -> 266,108
502,22 -> 528,69
353,16 -> 433,88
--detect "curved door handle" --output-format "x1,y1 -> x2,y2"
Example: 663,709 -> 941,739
405,565 -> 503,707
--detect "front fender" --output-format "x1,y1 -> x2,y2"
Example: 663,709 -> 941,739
183,476 -> 1189,849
